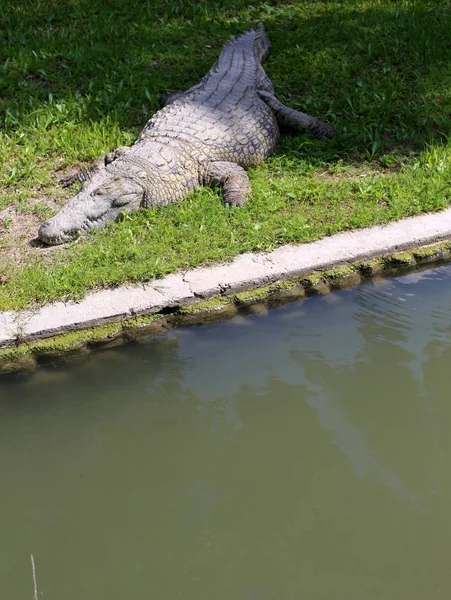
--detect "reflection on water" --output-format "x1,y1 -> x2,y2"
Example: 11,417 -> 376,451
2,266 -> 451,599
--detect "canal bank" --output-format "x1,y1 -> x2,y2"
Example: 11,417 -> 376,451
1,207 -> 451,372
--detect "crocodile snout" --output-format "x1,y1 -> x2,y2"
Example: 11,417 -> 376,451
38,219 -> 78,246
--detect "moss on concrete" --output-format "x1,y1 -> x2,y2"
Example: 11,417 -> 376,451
122,313 -> 161,330
234,283 -> 281,304
2,239 -> 451,373
0,321 -> 121,362
412,242 -> 451,262
358,258 -> 385,278
382,252 -> 417,267
299,272 -> 324,286
178,296 -> 232,314
0,314 -> 162,365
324,266 -> 357,279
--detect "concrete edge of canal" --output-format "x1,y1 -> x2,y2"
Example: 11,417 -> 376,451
2,207 -> 451,373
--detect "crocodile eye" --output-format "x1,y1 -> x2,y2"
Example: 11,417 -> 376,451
112,193 -> 136,207
94,178 -> 122,196
94,187 -> 108,196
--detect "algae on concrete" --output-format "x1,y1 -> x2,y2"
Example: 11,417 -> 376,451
2,241 -> 451,374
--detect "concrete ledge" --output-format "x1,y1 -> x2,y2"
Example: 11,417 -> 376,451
1,207 -> 451,353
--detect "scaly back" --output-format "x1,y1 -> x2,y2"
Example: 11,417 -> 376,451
194,24 -> 271,107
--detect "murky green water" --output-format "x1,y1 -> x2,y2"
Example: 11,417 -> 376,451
2,267 -> 451,599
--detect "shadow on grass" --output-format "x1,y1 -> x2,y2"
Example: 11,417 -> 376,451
1,0 -> 450,162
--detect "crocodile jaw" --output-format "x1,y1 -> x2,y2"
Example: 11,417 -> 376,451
39,177 -> 144,246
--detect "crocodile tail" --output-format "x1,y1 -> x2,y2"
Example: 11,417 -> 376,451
214,24 -> 271,72
254,22 -> 271,63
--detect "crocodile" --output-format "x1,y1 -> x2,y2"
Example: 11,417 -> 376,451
38,24 -> 336,245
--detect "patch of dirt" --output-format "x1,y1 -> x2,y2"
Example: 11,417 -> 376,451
0,157 -> 90,286
25,72 -> 53,88
316,163 -> 401,183
0,194 -> 69,271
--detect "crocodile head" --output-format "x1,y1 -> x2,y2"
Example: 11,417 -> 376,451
39,175 -> 145,245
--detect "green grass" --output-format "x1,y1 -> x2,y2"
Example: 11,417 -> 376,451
0,0 -> 450,310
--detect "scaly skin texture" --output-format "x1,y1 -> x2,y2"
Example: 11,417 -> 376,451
38,24 -> 336,245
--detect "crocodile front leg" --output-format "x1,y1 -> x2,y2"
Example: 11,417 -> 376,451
207,161 -> 251,207
257,90 -> 336,140
60,146 -> 130,188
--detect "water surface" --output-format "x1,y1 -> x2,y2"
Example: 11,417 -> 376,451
2,267 -> 451,599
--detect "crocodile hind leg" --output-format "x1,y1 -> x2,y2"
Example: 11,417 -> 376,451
256,66 -> 275,95
207,161 -> 251,207
60,146 -> 130,188
257,90 -> 336,140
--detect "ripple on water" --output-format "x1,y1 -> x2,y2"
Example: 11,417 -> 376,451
352,266 -> 451,349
